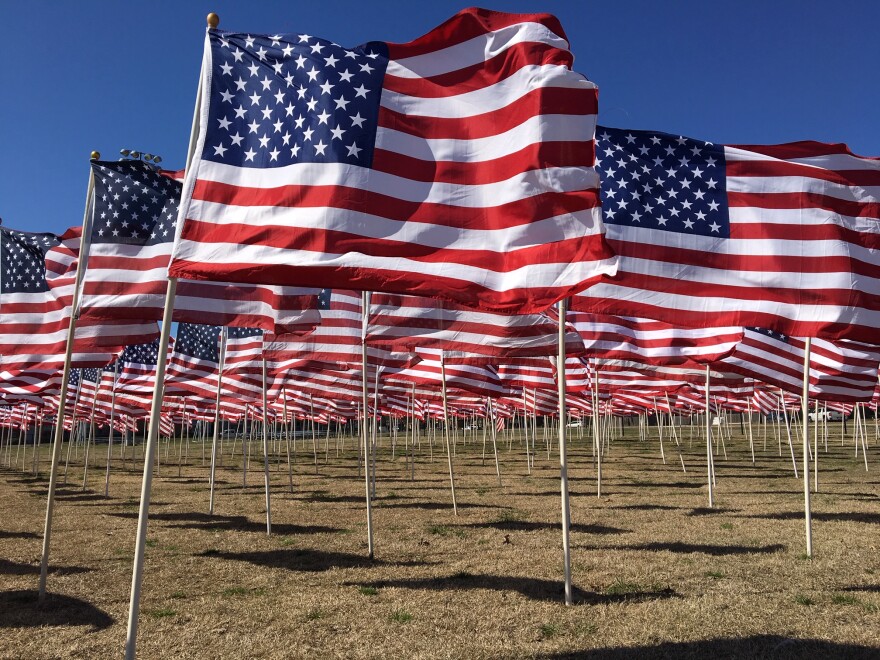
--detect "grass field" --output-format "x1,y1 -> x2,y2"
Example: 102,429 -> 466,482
1,421 -> 879,658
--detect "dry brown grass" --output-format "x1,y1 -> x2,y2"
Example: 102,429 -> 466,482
1,421 -> 879,659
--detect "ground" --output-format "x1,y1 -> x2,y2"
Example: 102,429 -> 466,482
1,421 -> 879,659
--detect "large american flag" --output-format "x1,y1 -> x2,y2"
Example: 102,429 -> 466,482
573,126 -> 880,342
168,8 -> 615,314
80,160 -> 320,334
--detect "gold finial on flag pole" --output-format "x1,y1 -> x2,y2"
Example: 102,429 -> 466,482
207,13 -> 220,29
90,151 -> 100,161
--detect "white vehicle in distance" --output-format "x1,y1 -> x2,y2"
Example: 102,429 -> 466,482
808,410 -> 844,422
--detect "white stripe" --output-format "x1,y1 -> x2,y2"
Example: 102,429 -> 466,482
380,64 -> 593,118
376,114 -> 593,163
727,175 -> 880,203
387,21 -> 569,78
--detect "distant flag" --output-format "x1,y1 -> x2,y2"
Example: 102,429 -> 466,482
168,8 -> 616,314
574,127 -> 880,342
165,323 -> 222,400
80,159 -> 320,334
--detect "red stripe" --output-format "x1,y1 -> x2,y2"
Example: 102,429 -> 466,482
729,191 -> 880,221
384,42 -> 572,97
730,141 -> 880,162
385,8 -> 568,60
179,218 -> 611,272
378,87 -> 597,140
610,238 -> 880,278
191,179 -> 600,230
729,217 -> 880,248
373,140 -> 594,185
726,159 -> 880,188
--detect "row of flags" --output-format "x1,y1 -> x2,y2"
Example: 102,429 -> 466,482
2,8 -> 880,430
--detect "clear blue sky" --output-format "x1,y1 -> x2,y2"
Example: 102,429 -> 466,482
1,1 -> 878,236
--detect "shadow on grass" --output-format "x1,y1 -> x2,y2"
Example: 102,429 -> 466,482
742,511 -> 880,525
608,504 -> 680,512
108,511 -> 340,535
346,574 -> 677,604
580,542 -> 785,556
0,559 -> 90,577
531,635 -> 880,659
842,585 -> 880,593
25,489 -> 110,503
0,530 -> 40,540
379,501 -> 499,511
687,507 -> 740,516
462,521 -> 630,535
0,590 -> 113,630
197,548 -> 431,572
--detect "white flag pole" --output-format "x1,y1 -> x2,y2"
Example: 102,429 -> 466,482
557,298 -> 573,605
209,327 -> 227,514
38,150 -> 100,601
261,355 -> 272,535
705,365 -> 714,508
360,290 -> 375,558
439,351 -> 458,515
802,337 -> 813,557
124,14 -> 213,660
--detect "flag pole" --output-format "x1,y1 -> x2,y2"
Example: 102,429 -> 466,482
124,14 -> 213,660
802,337 -> 813,557
705,365 -> 714,507
209,327 -> 227,514
557,298 -> 573,605
104,361 -> 120,496
439,351 -> 458,515
38,150 -> 100,601
261,355 -> 272,535
360,291 -> 375,558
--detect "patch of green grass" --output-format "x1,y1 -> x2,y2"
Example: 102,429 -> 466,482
280,536 -> 296,546
575,622 -> 598,637
427,524 -> 467,539
475,486 -> 489,496
495,508 -> 529,523
222,586 -> 249,597
862,602 -> 879,613
145,539 -> 158,548
794,594 -> 814,606
797,552 -> 812,561
539,623 -> 559,639
305,608 -> 324,621
359,586 -> 378,596
385,491 -> 398,499
831,594 -> 858,606
720,522 -> 734,530
705,570 -> 724,580
146,607 -> 176,618
170,591 -> 186,600
389,609 -> 413,623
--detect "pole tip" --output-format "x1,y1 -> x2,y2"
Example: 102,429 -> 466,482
207,13 -> 220,28
90,151 -> 101,161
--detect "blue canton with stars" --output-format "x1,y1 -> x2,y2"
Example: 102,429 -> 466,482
204,30 -> 388,169
121,340 -> 160,366
596,127 -> 730,238
0,228 -> 61,294
318,288 -> 332,310
175,324 -> 222,362
749,327 -> 790,343
91,161 -> 181,246
227,327 -> 263,339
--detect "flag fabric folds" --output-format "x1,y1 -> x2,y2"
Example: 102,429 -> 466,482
80,160 -> 320,334
168,8 -> 616,314
573,127 -> 880,342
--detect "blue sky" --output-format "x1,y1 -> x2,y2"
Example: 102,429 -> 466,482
1,1 -> 878,236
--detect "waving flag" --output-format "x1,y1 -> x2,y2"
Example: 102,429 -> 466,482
169,8 -> 615,314
80,160 -> 320,334
367,293 -> 584,361
165,323 -> 222,400
0,227 -> 140,371
720,328 -> 880,402
574,127 -> 880,342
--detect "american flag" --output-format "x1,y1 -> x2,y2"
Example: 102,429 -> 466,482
169,8 -> 615,314
719,327 -> 880,402
165,323 -> 222,400
0,227 -> 128,372
80,159 -> 320,334
573,126 -> 880,342
569,312 -> 742,366
367,293 -> 585,363
116,340 -> 161,395
222,327 -> 264,401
